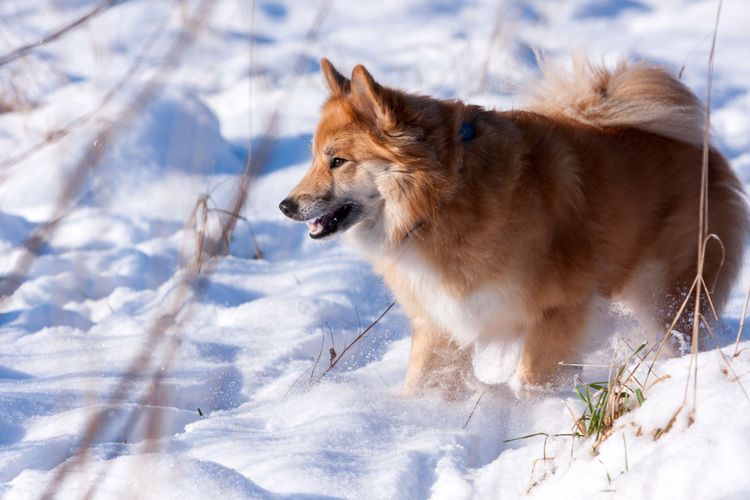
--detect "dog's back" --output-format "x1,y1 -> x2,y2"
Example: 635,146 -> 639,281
524,60 -> 748,322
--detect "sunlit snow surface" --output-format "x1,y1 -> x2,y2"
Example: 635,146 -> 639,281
1,1 -> 749,498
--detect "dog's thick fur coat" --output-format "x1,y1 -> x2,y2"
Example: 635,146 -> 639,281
280,58 -> 748,396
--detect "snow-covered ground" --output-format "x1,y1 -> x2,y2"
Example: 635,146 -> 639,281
1,0 -> 750,498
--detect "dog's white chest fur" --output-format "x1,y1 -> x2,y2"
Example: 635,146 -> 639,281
391,247 -> 521,345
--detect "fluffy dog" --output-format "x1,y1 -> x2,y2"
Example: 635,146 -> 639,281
279,58 -> 748,396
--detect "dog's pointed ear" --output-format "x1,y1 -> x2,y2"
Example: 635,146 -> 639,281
350,64 -> 396,130
321,58 -> 349,95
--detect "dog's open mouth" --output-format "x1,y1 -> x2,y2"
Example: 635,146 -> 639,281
307,203 -> 360,239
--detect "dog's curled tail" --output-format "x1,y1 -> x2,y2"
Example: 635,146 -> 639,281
527,58 -> 705,146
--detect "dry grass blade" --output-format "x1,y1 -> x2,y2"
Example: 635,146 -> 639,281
0,0 -> 127,67
502,430 -> 580,493
718,348 -> 750,403
316,301 -> 396,382
643,275 -> 699,387
502,431 -> 580,444
310,330 -> 327,384
638,1 -> 726,437
463,391 -> 486,429
175,0 -> 333,264
683,0 -> 723,420
179,194 -> 234,274
733,279 -> 750,356
209,208 -> 263,259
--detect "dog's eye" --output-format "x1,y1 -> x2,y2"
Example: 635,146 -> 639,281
329,157 -> 347,169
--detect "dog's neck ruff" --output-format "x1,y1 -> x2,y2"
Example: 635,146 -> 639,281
459,121 -> 476,141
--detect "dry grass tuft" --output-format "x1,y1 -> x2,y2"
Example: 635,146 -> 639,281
572,341 -> 649,452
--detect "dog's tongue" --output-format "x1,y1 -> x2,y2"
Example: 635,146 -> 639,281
308,213 -> 332,236
308,219 -> 324,236
306,204 -> 351,238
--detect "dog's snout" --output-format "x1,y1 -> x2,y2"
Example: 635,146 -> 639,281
279,198 -> 298,218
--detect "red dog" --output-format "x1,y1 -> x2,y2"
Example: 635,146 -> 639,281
280,58 -> 748,396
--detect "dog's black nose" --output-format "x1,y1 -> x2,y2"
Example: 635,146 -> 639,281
279,198 -> 298,218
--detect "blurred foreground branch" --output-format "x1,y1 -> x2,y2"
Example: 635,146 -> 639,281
0,0 -> 129,67
36,1 -> 334,497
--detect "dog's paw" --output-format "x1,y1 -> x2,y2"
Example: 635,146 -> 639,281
507,370 -> 554,399
401,372 -> 481,401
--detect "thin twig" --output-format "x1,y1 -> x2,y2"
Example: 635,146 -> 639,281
733,279 -> 750,356
643,275 -> 699,387
0,0 -> 128,67
463,391 -> 486,429
310,330 -> 326,385
685,0 -> 722,417
210,207 -> 264,259
316,301 -> 396,381
718,348 -> 750,403
503,431 -> 580,444
283,367 -> 314,399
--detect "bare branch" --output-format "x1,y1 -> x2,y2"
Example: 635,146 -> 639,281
316,301 -> 396,382
0,0 -> 128,67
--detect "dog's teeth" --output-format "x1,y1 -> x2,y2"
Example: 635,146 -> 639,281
308,221 -> 322,235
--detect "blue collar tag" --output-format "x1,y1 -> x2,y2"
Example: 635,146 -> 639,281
459,122 -> 476,141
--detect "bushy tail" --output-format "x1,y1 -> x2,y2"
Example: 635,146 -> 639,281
527,57 -> 706,146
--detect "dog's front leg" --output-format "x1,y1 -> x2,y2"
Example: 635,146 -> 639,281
516,301 -> 591,387
403,315 -> 475,399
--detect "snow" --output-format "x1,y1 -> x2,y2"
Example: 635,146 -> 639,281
1,0 -> 750,498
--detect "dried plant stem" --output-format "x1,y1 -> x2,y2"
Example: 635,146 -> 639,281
36,2 -> 215,497
210,208 -> 263,259
41,3 -> 334,496
316,301 -> 396,382
733,279 -> 750,356
463,391 -> 486,429
684,0 -> 722,417
310,331 -> 327,384
643,275 -> 699,387
0,0 -> 127,67
718,348 -> 750,403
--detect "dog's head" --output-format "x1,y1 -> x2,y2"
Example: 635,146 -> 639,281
279,59 -> 463,249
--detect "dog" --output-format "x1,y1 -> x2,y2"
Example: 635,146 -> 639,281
279,57 -> 748,397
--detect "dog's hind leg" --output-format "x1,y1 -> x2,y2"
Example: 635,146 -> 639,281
516,301 -> 591,386
404,315 -> 475,399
